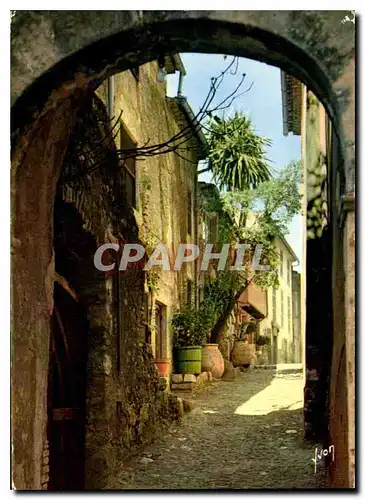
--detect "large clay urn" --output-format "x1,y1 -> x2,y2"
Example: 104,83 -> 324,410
231,341 -> 256,367
202,344 -> 225,379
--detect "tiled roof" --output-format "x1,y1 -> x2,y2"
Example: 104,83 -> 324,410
165,54 -> 186,76
166,96 -> 208,161
281,71 -> 302,136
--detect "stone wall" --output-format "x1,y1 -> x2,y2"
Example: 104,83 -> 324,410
303,91 -> 333,441
11,95 -> 79,490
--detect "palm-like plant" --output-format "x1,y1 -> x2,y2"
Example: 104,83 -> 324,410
203,112 -> 272,191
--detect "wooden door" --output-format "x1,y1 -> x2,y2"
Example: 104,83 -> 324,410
154,302 -> 166,360
47,282 -> 88,490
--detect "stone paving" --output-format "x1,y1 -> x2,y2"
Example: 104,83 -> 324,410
110,369 -> 328,490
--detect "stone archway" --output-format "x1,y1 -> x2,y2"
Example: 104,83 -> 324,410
11,11 -> 355,489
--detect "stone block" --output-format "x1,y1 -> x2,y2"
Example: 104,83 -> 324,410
176,397 -> 184,417
222,359 -> 236,381
182,399 -> 194,413
183,374 -> 197,383
171,374 -> 183,384
171,383 -> 195,391
158,376 -> 168,392
197,371 -> 208,384
42,465 -> 50,475
224,359 -> 234,373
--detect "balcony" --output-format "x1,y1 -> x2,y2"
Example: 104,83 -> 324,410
237,283 -> 268,320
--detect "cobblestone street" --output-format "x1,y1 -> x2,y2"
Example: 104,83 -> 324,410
110,369 -> 328,490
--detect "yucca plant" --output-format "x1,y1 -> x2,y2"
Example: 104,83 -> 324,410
204,112 -> 272,191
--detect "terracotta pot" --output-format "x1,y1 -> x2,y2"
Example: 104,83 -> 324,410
202,344 -> 224,379
231,341 -> 256,367
153,359 -> 171,377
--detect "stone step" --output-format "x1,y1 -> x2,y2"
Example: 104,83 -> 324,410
253,363 -> 303,373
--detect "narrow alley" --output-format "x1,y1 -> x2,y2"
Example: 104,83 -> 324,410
110,368 -> 327,490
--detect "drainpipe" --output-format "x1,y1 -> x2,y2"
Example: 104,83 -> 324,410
177,71 -> 184,97
107,76 -> 114,119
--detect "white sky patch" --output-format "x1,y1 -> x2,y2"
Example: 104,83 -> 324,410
167,53 -> 302,267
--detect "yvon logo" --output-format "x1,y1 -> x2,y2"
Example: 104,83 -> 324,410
341,11 -> 355,25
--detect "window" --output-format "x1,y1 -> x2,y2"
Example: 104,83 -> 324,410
199,286 -> 204,305
120,126 -> 137,208
186,279 -> 193,306
280,250 -> 284,277
272,288 -> 277,323
295,291 -> 300,317
208,215 -> 218,243
287,296 -> 291,335
287,260 -> 291,286
202,219 -> 208,243
155,302 -> 166,360
187,189 -> 192,235
281,290 -> 284,327
130,66 -> 140,82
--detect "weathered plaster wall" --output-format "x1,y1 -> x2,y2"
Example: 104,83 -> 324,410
259,237 -> 297,363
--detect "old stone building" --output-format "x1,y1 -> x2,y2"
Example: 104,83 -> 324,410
95,56 -> 207,383
259,235 -> 300,364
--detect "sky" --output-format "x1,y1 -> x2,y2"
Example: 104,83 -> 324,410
166,53 -> 303,269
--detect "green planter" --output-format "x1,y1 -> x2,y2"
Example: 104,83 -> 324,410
175,346 -> 202,375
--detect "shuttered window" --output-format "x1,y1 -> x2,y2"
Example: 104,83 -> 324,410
120,126 -> 137,208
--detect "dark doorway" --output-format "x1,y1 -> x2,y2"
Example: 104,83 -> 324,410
155,302 -> 167,360
273,335 -> 278,365
47,283 -> 88,490
47,197 -> 97,490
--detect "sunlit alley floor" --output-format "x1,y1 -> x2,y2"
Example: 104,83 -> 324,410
110,369 -> 328,490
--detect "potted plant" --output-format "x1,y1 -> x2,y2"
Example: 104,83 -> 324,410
172,307 -> 205,375
153,359 -> 171,377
